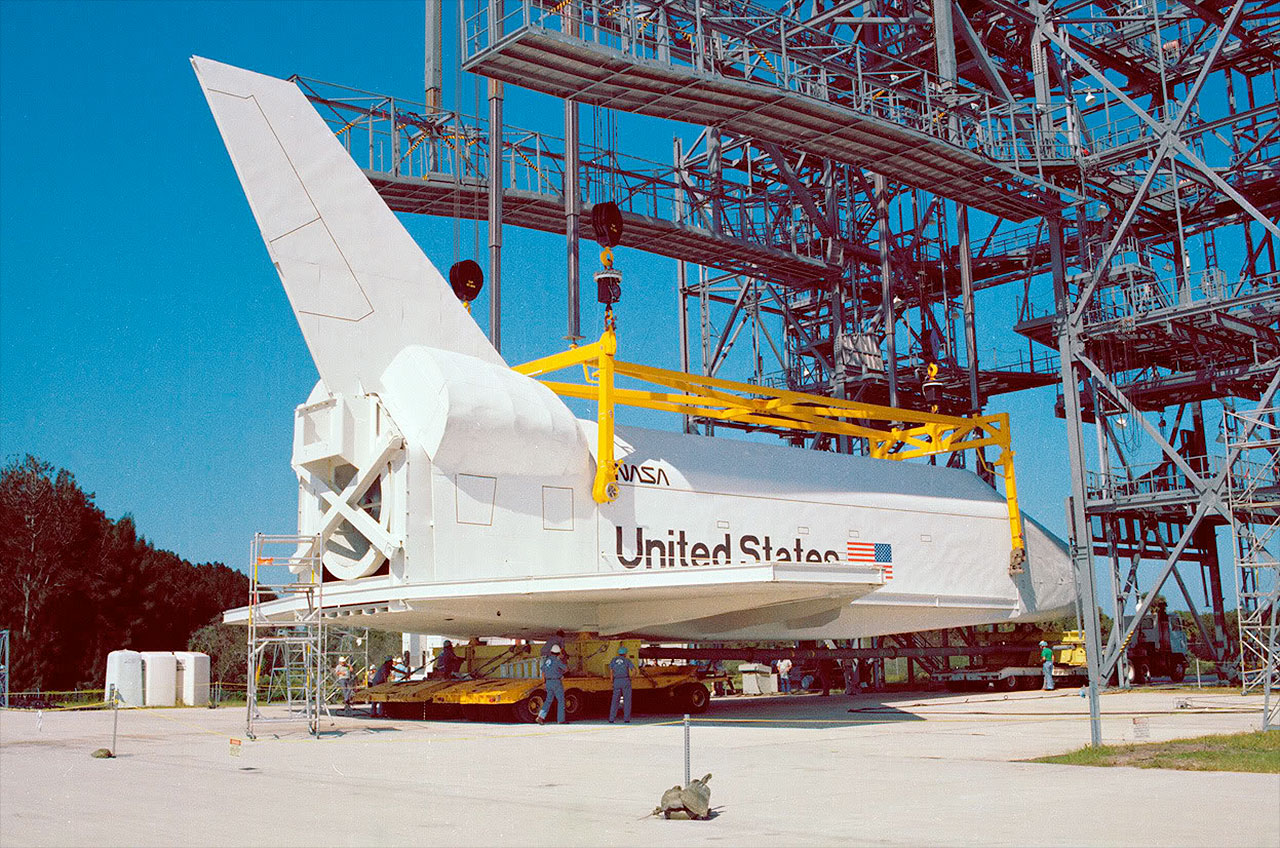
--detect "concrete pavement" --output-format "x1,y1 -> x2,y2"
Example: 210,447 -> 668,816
1,687 -> 1276,846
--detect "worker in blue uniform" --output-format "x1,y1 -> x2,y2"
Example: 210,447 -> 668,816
608,646 -> 636,723
1040,640 -> 1055,690
537,644 -> 568,724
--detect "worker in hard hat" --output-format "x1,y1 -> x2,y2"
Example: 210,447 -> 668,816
608,645 -> 636,724
334,656 -> 355,713
537,644 -> 568,725
1040,641 -> 1055,691
435,640 -> 461,678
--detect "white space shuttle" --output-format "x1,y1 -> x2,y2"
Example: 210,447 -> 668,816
195,57 -> 1075,641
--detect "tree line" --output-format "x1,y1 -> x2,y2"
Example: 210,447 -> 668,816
0,455 -> 248,691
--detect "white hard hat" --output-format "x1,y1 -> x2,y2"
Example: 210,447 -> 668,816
339,656 -> 348,662
1039,641 -> 1048,646
551,644 -> 562,653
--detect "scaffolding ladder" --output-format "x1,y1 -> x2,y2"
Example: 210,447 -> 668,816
1226,407 -> 1280,730
246,533 -> 326,739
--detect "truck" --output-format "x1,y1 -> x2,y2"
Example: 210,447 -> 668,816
356,636 -> 718,722
932,629 -> 1090,691
1117,599 -> 1189,684
934,600 -> 1191,691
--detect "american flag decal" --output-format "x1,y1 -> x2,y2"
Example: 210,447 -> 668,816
847,541 -> 894,579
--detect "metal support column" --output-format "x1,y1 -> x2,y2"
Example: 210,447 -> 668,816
565,98 -> 581,342
424,0 -> 443,110
1051,218 -> 1103,746
956,204 -> 980,414
875,173 -> 898,408
488,79 -> 504,352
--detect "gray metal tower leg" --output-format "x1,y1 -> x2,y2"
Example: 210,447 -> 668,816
1050,218 -> 1103,746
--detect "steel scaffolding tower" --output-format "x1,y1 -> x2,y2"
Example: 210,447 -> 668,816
1226,405 -> 1280,728
457,1 -> 1280,744
279,0 -> 1280,743
246,534 -> 326,739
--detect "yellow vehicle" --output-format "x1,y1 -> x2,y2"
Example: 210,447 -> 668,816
934,629 -> 1089,691
357,636 -> 717,722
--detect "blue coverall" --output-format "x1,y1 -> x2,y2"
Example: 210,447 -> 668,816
538,654 -> 568,723
1041,646 -> 1055,690
608,655 -> 635,723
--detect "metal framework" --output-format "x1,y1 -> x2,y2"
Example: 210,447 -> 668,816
1226,405 -> 1280,728
246,534 -> 326,739
276,0 -> 1280,745
459,0 -> 1279,745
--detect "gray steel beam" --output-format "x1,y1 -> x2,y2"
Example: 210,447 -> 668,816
425,0 -> 443,110
488,79 -> 503,352
1051,217 -> 1103,746
758,141 -> 836,240
951,0 -> 1015,102
957,204 -> 981,414
565,98 -> 581,342
875,173 -> 899,408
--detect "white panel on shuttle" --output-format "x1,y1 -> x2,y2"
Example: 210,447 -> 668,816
271,220 -> 374,321
456,474 -> 497,526
204,90 -> 318,242
542,486 -> 574,531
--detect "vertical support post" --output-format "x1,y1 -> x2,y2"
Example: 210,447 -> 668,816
1051,218 -> 1103,746
1030,0 -> 1053,144
874,174 -> 898,408
678,260 -> 691,432
826,160 -> 848,451
708,129 -> 723,235
683,713 -> 691,786
1190,402 -> 1228,654
956,203 -> 980,415
932,0 -> 958,143
0,629 -> 8,709
933,0 -> 957,83
674,137 -> 693,434
593,327 -> 618,503
425,0 -> 443,111
110,685 -> 119,754
488,79 -> 504,352
565,98 -> 582,342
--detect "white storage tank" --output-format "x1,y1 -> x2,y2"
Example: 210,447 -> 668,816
140,652 -> 177,707
173,652 -> 210,706
104,650 -> 144,706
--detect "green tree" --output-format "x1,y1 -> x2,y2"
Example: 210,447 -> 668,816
0,455 -> 249,690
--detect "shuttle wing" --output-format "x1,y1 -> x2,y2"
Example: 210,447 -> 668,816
191,56 -> 504,396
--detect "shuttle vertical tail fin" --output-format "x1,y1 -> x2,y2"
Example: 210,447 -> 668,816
191,56 -> 504,396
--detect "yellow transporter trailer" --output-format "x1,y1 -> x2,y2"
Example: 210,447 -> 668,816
356,637 -> 717,722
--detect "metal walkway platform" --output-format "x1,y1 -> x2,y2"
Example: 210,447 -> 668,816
368,171 -> 830,287
298,82 -> 836,289
1016,267 -> 1280,397
462,0 -> 1069,221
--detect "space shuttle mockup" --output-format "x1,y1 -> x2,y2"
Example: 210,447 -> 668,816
194,56 -> 1075,640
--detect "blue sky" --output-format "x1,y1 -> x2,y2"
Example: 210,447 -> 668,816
1,0 -> 1233,617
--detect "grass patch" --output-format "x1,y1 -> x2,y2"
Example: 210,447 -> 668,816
1032,730 -> 1280,773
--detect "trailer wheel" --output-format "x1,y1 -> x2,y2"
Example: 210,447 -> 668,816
1002,675 -> 1020,691
513,690 -> 546,723
564,689 -> 585,718
675,683 -> 710,713
1171,661 -> 1186,683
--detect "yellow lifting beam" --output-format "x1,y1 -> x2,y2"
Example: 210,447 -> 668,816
515,327 -> 1026,573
